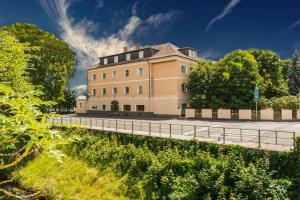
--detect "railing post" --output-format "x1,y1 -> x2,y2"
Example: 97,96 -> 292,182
258,130 -> 261,148
60,117 -> 62,125
90,118 -> 92,128
275,131 -> 278,145
102,119 -> 104,131
208,126 -> 210,138
169,124 -> 172,138
149,122 -> 151,135
116,120 -> 118,131
132,121 -> 134,133
159,123 -> 161,136
293,132 -> 296,150
223,128 -> 225,144
69,117 -> 71,124
194,125 -> 196,139
181,125 -> 183,135
240,128 -> 242,142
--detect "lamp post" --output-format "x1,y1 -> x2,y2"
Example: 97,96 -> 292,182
254,84 -> 260,121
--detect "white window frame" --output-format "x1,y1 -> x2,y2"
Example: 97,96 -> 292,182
124,86 -> 130,95
181,83 -> 188,93
136,105 -> 145,112
114,56 -> 118,63
101,73 -> 106,80
92,89 -> 96,96
102,88 -> 106,95
112,87 -> 117,95
181,65 -> 187,74
103,58 -> 108,64
79,102 -> 83,108
112,71 -> 117,78
126,53 -> 131,61
138,51 -> 144,59
102,104 -> 106,111
91,105 -> 97,110
123,105 -> 131,111
137,85 -> 143,94
93,74 -> 96,80
124,69 -> 129,77
137,67 -> 143,76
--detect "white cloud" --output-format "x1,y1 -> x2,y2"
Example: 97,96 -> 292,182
95,0 -> 104,10
199,48 -> 221,60
146,11 -> 177,26
285,19 -> 300,31
205,0 -> 241,32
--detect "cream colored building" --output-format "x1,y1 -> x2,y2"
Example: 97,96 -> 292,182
76,43 -> 198,117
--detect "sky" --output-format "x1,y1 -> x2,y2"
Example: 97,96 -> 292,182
0,0 -> 300,89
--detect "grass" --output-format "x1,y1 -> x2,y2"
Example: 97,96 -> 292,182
15,153 -> 127,200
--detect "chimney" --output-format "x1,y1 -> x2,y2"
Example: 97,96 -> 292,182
135,43 -> 140,50
123,46 -> 128,53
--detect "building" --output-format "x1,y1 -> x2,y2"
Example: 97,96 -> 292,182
76,43 -> 198,117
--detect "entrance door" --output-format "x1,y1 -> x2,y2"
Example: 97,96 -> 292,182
181,103 -> 188,117
111,100 -> 119,112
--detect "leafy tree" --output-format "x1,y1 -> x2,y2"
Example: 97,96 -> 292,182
56,88 -> 77,112
188,60 -> 216,108
1,23 -> 76,103
0,31 -> 68,198
248,49 -> 288,98
288,50 -> 300,95
281,59 -> 291,81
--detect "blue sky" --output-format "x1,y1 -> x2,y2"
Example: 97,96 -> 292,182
1,0 -> 300,89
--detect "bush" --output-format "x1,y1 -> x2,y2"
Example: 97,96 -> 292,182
61,128 -> 296,199
258,96 -> 299,110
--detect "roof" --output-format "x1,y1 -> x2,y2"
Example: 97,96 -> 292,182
150,42 -> 190,59
76,96 -> 87,100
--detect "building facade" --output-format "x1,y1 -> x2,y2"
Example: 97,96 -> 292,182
76,43 -> 198,117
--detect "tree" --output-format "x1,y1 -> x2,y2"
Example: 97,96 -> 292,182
188,60 -> 216,108
0,31 -> 67,198
248,49 -> 288,98
288,50 -> 300,95
56,89 -> 77,112
1,23 -> 76,103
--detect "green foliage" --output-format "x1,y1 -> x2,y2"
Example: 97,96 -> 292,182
62,128 -> 295,200
1,23 -> 76,103
258,96 -> 299,110
248,49 -> 289,98
17,153 -> 127,200
288,50 -> 300,95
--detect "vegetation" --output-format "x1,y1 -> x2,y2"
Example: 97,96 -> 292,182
188,49 -> 297,109
56,128 -> 298,200
0,30 -> 69,198
1,23 -> 76,103
288,50 -> 300,95
16,153 -> 127,200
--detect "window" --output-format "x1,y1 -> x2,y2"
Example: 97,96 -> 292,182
93,74 -> 96,80
137,85 -> 143,94
137,67 -> 143,76
126,53 -> 131,61
79,103 -> 82,108
136,105 -> 145,112
124,87 -> 130,95
92,89 -> 96,96
138,50 -> 144,59
102,105 -> 106,111
124,69 -> 129,77
112,87 -> 117,95
114,56 -> 118,63
104,58 -> 108,64
181,83 -> 188,93
123,105 -> 131,111
188,50 -> 197,58
102,73 -> 106,79
91,105 -> 97,110
102,88 -> 106,95
112,71 -> 117,78
181,65 -> 187,74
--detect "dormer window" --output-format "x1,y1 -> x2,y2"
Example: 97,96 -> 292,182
114,56 -> 118,63
104,58 -> 108,64
126,53 -> 131,61
139,51 -> 144,59
188,50 -> 197,58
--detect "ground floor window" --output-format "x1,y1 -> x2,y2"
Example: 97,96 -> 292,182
102,105 -> 106,110
79,103 -> 82,108
123,105 -> 131,111
91,105 -> 97,110
136,105 -> 145,112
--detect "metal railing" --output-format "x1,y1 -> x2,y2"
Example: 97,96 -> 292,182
49,117 -> 296,151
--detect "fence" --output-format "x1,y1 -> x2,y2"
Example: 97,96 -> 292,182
50,117 -> 296,151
